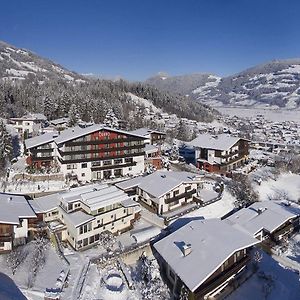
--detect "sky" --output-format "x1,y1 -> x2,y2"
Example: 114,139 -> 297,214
0,0 -> 300,80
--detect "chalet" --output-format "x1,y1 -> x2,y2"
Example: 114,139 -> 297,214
0,193 -> 37,252
50,117 -> 69,130
25,124 -> 147,181
25,131 -> 58,168
129,127 -> 166,145
56,184 -> 141,250
189,134 -> 249,173
225,201 -> 300,243
116,171 -> 203,216
9,113 -> 47,138
153,219 -> 259,300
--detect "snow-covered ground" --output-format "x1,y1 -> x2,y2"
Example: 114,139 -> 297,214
228,252 -> 300,300
253,172 -> 300,202
181,188 -> 236,220
0,242 -> 68,300
218,107 -> 300,122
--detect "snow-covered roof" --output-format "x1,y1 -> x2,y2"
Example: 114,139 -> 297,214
129,127 -> 166,137
55,124 -> 147,144
226,201 -> 300,237
60,183 -> 134,211
145,144 -> 159,154
115,176 -> 144,191
137,171 -> 201,198
131,226 -> 161,243
25,131 -> 58,149
33,193 -> 60,213
10,113 -> 47,121
63,210 -> 94,227
189,134 -> 243,151
50,117 -> 69,126
153,219 -> 259,292
0,193 -> 36,225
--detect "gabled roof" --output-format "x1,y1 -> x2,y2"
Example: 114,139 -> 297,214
0,193 -> 36,225
117,171 -> 201,198
55,124 -> 147,144
25,131 -> 58,149
226,201 -> 300,237
189,134 -> 244,151
153,219 -> 259,292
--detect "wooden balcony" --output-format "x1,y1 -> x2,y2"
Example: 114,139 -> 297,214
194,255 -> 251,299
165,189 -> 196,204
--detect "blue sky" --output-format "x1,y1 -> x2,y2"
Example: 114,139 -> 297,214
0,0 -> 299,80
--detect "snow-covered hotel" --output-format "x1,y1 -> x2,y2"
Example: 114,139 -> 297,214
189,134 -> 249,173
25,124 -> 146,181
0,193 -> 37,252
35,184 -> 141,250
153,219 -> 259,300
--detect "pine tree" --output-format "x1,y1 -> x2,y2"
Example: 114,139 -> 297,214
104,108 -> 119,129
0,120 -> 13,169
68,104 -> 80,127
179,284 -> 190,300
176,120 -> 190,141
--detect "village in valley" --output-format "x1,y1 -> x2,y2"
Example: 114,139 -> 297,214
1,103 -> 300,300
2,2 -> 300,300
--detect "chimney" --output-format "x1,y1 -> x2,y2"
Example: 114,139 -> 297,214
257,207 -> 267,214
182,243 -> 192,257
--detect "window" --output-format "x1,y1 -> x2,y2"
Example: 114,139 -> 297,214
166,193 -> 170,199
114,158 -> 122,164
103,160 -> 111,166
125,157 -> 133,163
98,208 -> 105,213
173,190 -> 179,197
81,163 -> 87,168
81,173 -> 85,177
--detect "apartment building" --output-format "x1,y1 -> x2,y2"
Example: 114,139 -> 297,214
189,134 -> 249,173
116,171 -> 203,216
56,184 -> 141,250
25,124 -> 147,181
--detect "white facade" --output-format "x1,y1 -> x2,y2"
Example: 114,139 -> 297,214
58,155 -> 145,182
138,181 -> 200,214
53,184 -> 141,250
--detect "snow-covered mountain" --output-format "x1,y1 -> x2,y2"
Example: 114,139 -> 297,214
0,41 -> 86,83
145,73 -> 220,96
193,59 -> 300,109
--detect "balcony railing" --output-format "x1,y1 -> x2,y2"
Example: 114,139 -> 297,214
195,255 -> 250,299
165,189 -> 196,204
91,161 -> 137,171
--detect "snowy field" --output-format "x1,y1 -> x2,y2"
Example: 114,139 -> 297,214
217,107 -> 300,122
253,172 -> 300,202
181,188 -> 236,220
228,251 -> 300,300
